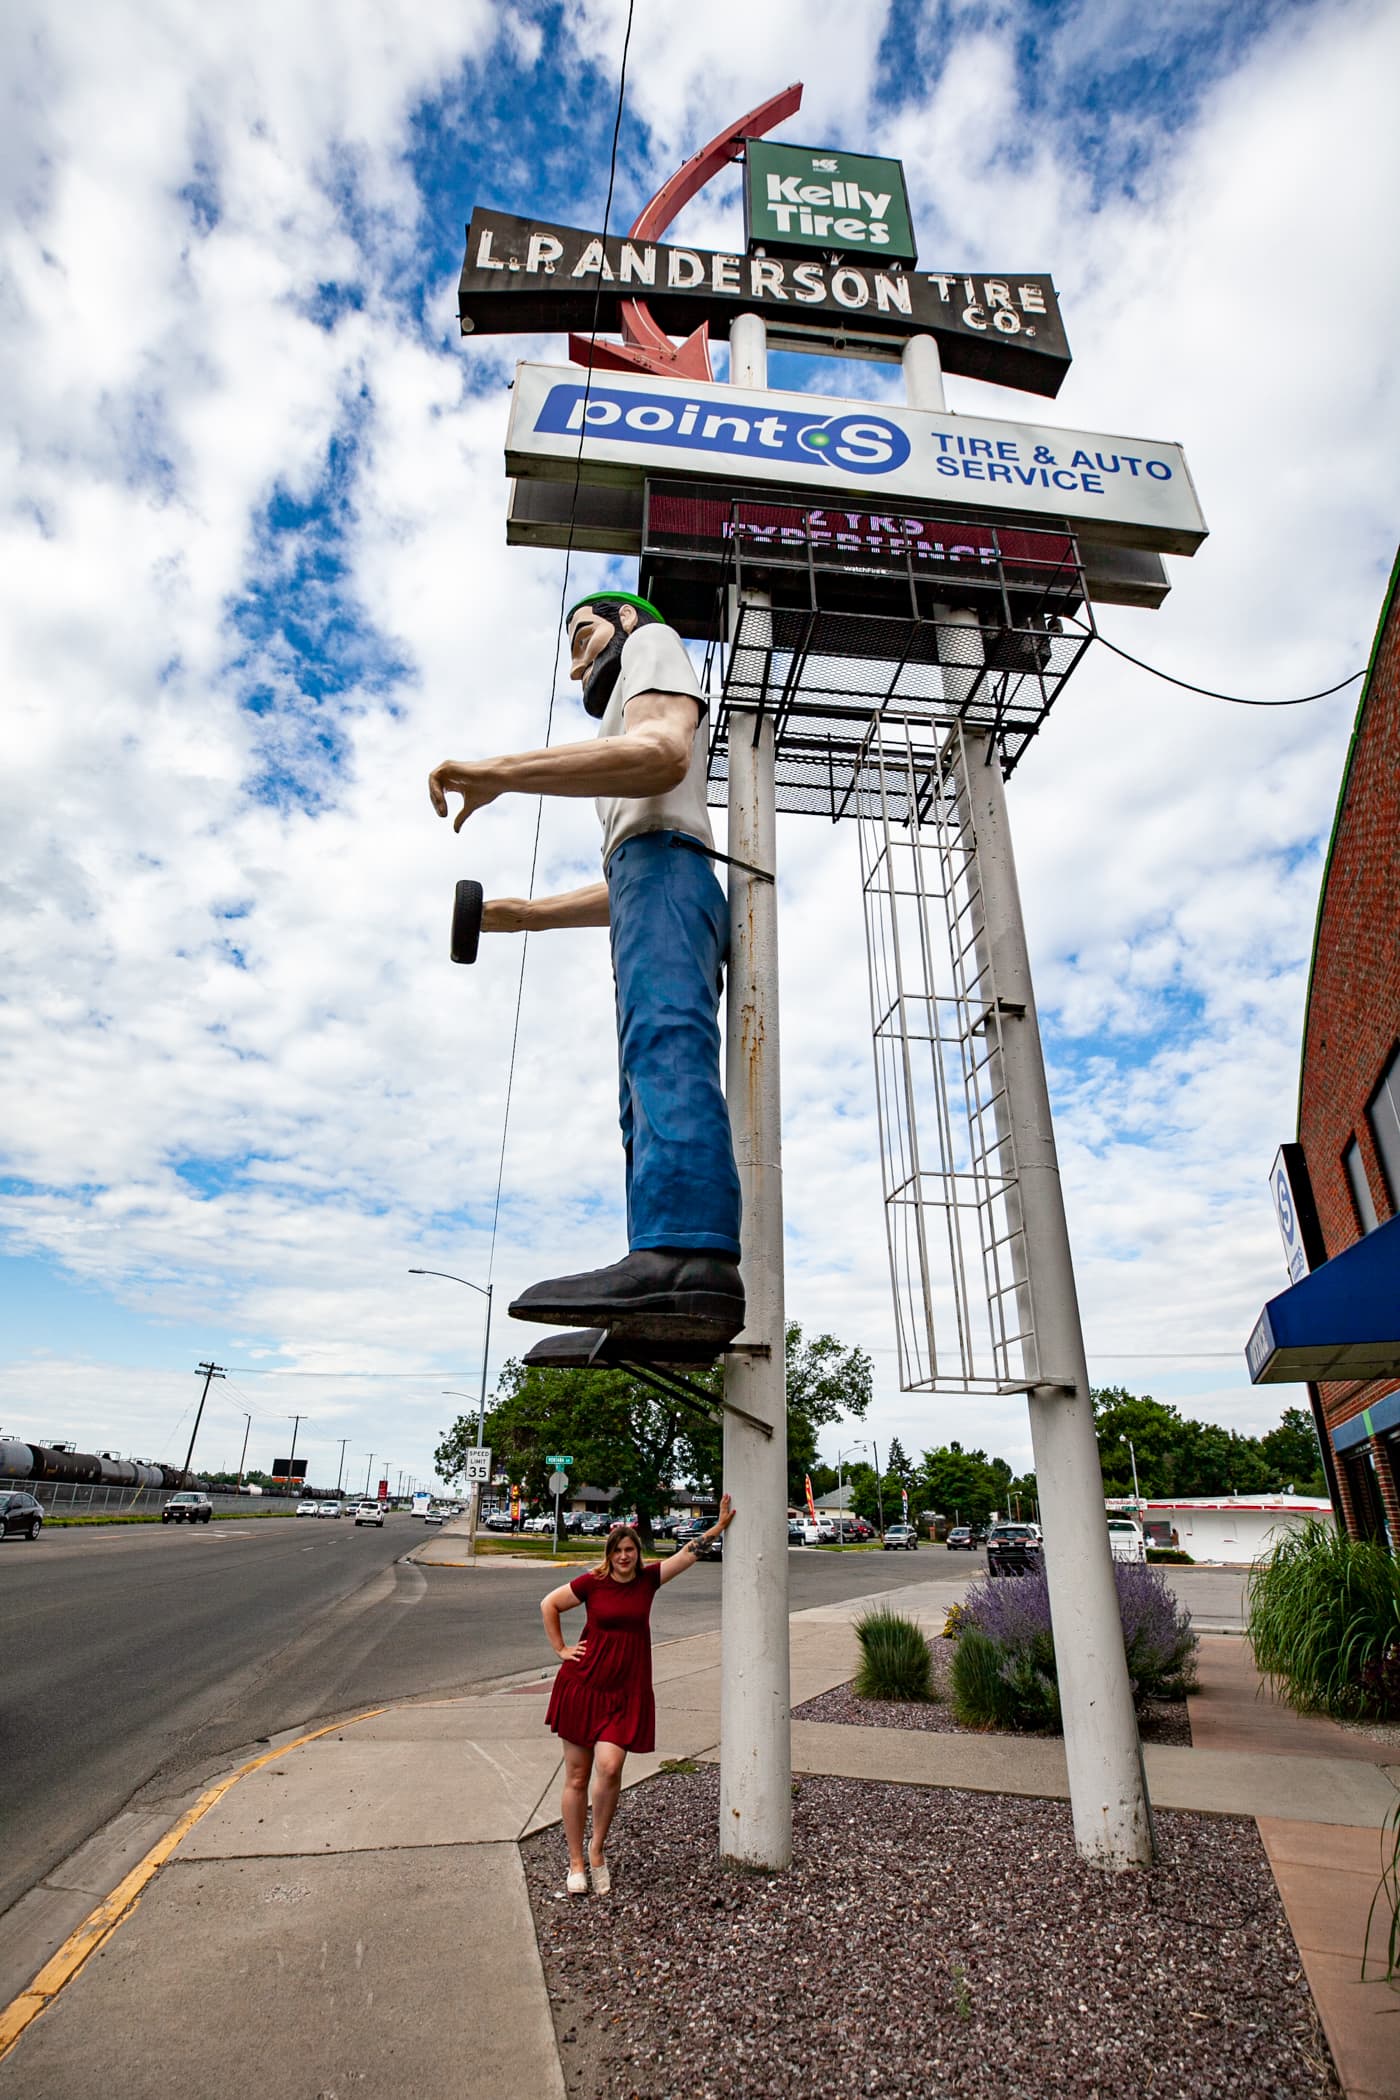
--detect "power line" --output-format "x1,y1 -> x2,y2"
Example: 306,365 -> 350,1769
482,0 -> 637,1290
1069,617 -> 1364,707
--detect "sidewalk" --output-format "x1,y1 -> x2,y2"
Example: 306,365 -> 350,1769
2,1561 -> 1397,2098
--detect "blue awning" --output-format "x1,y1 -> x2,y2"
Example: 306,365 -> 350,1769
1245,1211 -> 1400,1384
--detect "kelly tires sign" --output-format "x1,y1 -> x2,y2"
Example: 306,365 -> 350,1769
743,140 -> 916,263
505,363 -> 1207,556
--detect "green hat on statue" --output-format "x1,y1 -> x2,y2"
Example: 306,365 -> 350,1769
564,589 -> 665,628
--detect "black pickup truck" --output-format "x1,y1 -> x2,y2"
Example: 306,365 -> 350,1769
985,1523 -> 1042,1578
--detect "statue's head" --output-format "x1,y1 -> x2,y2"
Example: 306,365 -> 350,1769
565,591 -> 665,718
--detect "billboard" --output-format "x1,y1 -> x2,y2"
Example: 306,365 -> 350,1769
744,140 -> 916,264
459,210 -> 1069,396
272,1456 -> 308,1483
505,364 -> 1207,556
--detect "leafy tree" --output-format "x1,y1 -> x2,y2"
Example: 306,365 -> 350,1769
1259,1407 -> 1326,1495
681,1322 -> 872,1504
435,1319 -> 872,1535
911,1441 -> 1012,1527
437,1357 -> 700,1542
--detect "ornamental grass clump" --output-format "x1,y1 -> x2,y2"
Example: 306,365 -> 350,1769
949,1562 -> 1197,1732
1248,1518 -> 1400,1720
852,1607 -> 936,1703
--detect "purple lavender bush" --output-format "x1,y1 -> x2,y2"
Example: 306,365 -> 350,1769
950,1562 -> 1197,1733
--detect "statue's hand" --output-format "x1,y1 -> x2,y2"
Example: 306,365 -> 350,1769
428,760 -> 499,831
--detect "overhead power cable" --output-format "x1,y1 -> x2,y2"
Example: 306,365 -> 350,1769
1066,616 -> 1365,707
482,0 -> 637,1290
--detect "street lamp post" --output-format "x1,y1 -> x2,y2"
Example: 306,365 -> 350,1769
409,1268 -> 493,1560
836,1443 -> 870,1535
1123,1438 -> 1142,1519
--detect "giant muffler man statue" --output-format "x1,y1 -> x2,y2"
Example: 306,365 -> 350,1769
429,593 -> 744,1353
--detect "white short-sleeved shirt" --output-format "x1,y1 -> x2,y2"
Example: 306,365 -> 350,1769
594,623 -> 715,870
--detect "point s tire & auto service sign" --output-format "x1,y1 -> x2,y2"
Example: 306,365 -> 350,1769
505,364 -> 1207,557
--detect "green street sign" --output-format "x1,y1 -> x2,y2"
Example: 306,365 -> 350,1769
745,140 -> 916,265
546,1454 -> 574,1467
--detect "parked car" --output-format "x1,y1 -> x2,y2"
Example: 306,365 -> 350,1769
296,1498 -> 320,1517
792,1517 -> 822,1544
354,1501 -> 384,1527
650,1515 -> 678,1539
848,1517 -> 876,1541
163,1492 -> 213,1525
882,1524 -> 918,1550
671,1518 -> 708,1549
317,1500 -> 342,1519
485,1511 -> 515,1532
986,1523 -> 1043,1577
0,1490 -> 44,1541
1107,1518 -> 1146,1563
578,1514 -> 608,1536
815,1516 -> 837,1541
423,1506 -> 447,1526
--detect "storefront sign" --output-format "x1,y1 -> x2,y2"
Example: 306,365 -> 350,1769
505,364 -> 1207,555
459,210 -> 1070,396
744,140 -> 916,263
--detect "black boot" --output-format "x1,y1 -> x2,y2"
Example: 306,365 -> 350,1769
521,1328 -> 725,1370
509,1250 -> 745,1346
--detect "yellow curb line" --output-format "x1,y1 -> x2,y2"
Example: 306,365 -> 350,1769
0,1706 -> 386,2066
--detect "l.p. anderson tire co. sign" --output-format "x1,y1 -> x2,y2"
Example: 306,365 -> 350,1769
459,209 -> 1071,398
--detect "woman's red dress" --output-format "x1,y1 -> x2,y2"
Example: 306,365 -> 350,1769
546,1561 -> 662,1752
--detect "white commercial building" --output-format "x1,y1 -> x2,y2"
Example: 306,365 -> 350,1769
1107,1494 -> 1333,1565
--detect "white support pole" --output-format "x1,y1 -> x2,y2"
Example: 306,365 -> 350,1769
720,309 -> 792,1871
902,333 -> 947,412
963,728 -> 1154,1869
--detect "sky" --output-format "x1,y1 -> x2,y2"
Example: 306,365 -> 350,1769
2,0 -> 1396,1496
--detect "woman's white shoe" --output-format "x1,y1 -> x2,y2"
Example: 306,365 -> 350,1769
566,1868 -> 588,1896
589,1859 -> 611,1895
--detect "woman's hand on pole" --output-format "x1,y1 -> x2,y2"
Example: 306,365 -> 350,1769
713,1492 -> 736,1534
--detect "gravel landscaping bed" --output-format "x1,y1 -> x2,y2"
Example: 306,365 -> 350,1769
792,1642 -> 1193,1747
522,1768 -> 1337,2100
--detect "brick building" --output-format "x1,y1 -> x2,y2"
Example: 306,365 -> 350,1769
1246,549 -> 1400,1545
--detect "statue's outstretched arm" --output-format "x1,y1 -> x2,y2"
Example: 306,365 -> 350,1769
482,883 -> 610,934
428,690 -> 698,834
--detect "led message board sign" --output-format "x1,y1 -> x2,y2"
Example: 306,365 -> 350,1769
743,140 -> 917,263
459,210 -> 1069,396
504,364 -> 1208,555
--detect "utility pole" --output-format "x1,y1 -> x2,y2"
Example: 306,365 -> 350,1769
181,1362 -> 225,1487
287,1414 -> 307,1497
719,310 -> 792,1873
364,1452 -> 375,1498
236,1412 -> 252,1492
335,1439 -> 350,1497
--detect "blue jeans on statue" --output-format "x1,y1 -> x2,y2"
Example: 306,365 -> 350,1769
606,830 -> 742,1259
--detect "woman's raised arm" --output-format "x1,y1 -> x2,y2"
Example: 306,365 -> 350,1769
658,1494 -> 735,1584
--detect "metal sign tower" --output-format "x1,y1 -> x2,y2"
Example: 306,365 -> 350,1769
458,83 -> 1205,1872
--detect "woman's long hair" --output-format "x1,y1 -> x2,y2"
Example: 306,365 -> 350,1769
598,1523 -> 644,1579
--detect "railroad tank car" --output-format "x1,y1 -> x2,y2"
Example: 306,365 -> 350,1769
0,1439 -> 35,1480
28,1445 -> 104,1484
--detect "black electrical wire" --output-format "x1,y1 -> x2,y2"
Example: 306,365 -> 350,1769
482,0 -> 637,1290
1065,616 -> 1365,707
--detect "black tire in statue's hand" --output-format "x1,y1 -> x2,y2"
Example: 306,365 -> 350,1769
451,879 -> 484,965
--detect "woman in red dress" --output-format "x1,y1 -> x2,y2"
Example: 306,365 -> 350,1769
541,1494 -> 735,1894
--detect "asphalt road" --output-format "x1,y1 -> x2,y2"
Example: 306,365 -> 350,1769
0,1522 -> 1246,1929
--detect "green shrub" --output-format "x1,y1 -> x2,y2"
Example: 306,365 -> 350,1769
949,1624 -> 1060,1731
852,1607 -> 935,1703
1147,1547 -> 1195,1564
1248,1519 -> 1400,1720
